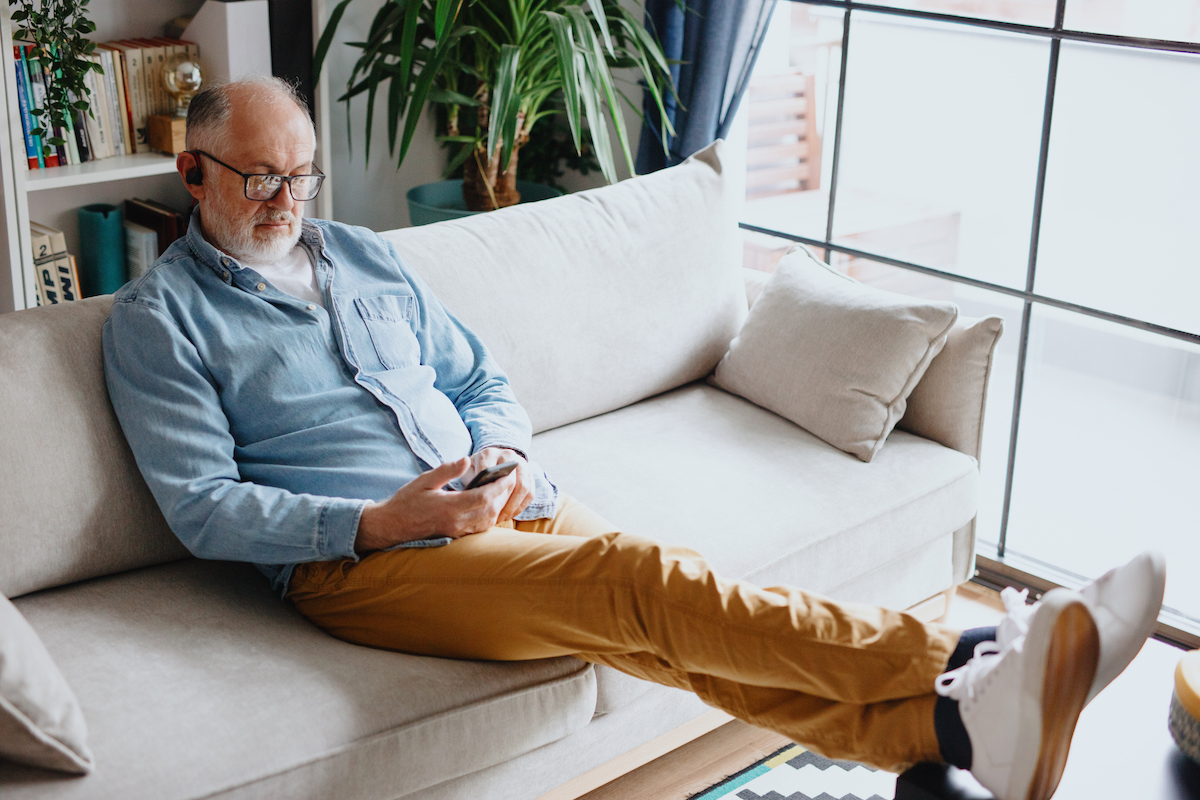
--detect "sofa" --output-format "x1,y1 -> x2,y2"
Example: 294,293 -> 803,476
0,141 -> 1002,799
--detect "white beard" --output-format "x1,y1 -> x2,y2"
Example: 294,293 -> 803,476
203,204 -> 303,266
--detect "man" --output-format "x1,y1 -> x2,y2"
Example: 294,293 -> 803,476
103,78 -> 1165,800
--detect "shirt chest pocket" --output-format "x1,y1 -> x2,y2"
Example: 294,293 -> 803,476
354,294 -> 420,370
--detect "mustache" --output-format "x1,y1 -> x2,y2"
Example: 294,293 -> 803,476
255,209 -> 296,225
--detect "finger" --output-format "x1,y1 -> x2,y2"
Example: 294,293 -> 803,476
419,457 -> 470,490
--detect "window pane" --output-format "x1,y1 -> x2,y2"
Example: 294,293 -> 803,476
740,3 -> 845,248
1035,43 -> 1200,336
1005,305 -> 1200,622
739,232 -> 1023,549
832,13 -> 1048,288
865,0 -> 1056,27
1064,0 -> 1200,44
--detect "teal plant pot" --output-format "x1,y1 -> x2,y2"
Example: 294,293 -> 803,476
406,179 -> 564,227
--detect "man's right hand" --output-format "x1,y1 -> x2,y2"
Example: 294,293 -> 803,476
354,458 -> 514,554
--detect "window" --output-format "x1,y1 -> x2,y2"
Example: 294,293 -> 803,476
736,0 -> 1200,642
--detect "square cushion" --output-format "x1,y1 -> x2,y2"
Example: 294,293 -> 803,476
712,245 -> 958,462
1,561 -> 595,800
0,594 -> 93,774
382,141 -> 745,434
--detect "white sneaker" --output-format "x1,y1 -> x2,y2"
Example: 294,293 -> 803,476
1078,550 -> 1166,705
935,588 -> 1099,800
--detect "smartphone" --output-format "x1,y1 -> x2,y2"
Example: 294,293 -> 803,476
464,460 -> 519,490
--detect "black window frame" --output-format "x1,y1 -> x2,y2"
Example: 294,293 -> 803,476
743,0 -> 1200,647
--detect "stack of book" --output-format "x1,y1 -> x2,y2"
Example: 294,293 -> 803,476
29,222 -> 81,305
124,198 -> 188,278
14,38 -> 200,169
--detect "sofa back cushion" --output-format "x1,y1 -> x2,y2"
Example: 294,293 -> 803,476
0,297 -> 187,599
382,140 -> 745,434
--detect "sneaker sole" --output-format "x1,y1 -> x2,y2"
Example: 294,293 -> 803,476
1026,598 -> 1100,800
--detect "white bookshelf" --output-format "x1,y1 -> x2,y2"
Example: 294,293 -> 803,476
0,0 -> 334,313
24,152 -> 181,192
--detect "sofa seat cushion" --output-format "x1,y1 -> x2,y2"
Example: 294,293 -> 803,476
531,382 -> 978,716
1,560 -> 595,800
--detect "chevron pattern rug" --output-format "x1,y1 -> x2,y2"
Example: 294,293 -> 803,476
688,744 -> 897,800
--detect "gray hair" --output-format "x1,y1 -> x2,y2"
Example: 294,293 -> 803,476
185,76 -> 314,155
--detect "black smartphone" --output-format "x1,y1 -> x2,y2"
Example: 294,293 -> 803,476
464,460 -> 519,490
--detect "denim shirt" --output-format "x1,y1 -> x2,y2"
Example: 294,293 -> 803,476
103,214 -> 557,595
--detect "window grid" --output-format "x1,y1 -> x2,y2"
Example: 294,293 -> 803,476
744,0 -> 1200,644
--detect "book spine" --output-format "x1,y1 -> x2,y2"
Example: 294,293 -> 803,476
107,48 -> 131,155
42,226 -> 78,301
72,104 -> 92,162
143,45 -> 167,117
13,47 -> 39,169
84,56 -> 112,158
99,49 -> 124,156
30,227 -> 60,304
122,47 -> 149,152
19,47 -> 44,168
26,51 -> 59,167
113,49 -> 136,154
38,56 -> 70,165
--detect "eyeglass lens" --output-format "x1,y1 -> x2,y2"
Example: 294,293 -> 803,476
246,174 -> 322,201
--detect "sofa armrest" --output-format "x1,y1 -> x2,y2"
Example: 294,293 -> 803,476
897,315 -> 1004,461
743,268 -> 770,309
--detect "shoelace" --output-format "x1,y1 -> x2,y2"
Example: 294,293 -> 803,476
996,586 -> 1035,648
935,640 -> 1003,701
934,587 -> 1037,702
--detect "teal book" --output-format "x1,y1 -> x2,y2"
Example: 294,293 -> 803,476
77,204 -> 125,296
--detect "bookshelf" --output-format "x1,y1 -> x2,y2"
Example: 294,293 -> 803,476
0,0 -> 334,313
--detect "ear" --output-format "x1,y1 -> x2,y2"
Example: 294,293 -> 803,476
177,151 -> 206,202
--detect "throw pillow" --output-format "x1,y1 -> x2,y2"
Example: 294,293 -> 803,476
711,245 -> 958,462
0,593 -> 94,774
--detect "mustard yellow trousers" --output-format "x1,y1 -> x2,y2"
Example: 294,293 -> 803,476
288,496 -> 961,771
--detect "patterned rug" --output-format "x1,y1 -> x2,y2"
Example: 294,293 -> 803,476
688,744 -> 897,800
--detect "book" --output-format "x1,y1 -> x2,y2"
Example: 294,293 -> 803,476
107,42 -> 148,152
29,224 -> 60,304
18,46 -> 44,168
124,198 -> 184,254
30,222 -> 79,301
95,48 -> 124,156
13,47 -> 39,169
82,55 -> 112,159
124,220 -> 159,279
34,51 -> 71,165
25,49 -> 60,167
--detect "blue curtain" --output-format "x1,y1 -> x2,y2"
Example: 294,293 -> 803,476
635,0 -> 778,174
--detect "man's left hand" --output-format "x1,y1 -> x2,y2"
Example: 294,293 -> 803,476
466,447 -> 534,524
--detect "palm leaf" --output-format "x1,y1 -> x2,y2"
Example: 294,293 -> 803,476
543,11 -> 581,153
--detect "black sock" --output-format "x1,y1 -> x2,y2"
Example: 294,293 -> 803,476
933,626 -> 997,769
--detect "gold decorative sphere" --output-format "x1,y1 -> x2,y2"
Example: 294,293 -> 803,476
163,54 -> 204,119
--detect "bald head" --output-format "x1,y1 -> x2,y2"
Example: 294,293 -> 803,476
186,77 -> 314,156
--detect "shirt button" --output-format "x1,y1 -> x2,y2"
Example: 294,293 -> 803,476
306,303 -> 316,311
256,282 -> 266,291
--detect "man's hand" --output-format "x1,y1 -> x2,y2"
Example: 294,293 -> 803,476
465,447 -> 534,524
355,457 -> 515,554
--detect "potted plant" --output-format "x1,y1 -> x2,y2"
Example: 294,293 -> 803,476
313,0 -> 676,216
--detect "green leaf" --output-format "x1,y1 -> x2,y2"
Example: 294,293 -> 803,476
583,0 -> 614,56
543,11 -> 581,154
434,0 -> 456,41
312,0 -> 356,81
427,88 -> 481,107
442,141 -> 477,178
486,44 -> 521,173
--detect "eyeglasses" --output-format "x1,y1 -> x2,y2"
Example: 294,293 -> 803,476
191,150 -> 325,201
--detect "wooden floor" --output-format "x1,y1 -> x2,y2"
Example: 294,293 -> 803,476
572,584 -> 1006,800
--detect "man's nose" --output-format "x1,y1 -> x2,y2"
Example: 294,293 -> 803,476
266,183 -> 298,209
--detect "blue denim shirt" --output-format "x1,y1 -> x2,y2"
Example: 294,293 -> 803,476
103,214 -> 557,595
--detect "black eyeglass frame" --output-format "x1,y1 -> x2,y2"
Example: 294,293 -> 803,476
190,150 -> 326,202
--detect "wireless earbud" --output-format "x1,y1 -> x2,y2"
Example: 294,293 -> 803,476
185,152 -> 203,185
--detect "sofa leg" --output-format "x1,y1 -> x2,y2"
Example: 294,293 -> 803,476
906,585 -> 958,625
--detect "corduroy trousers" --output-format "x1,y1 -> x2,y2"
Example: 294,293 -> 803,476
288,496 -> 961,771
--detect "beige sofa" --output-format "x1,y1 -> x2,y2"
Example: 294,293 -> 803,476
0,142 -> 999,799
